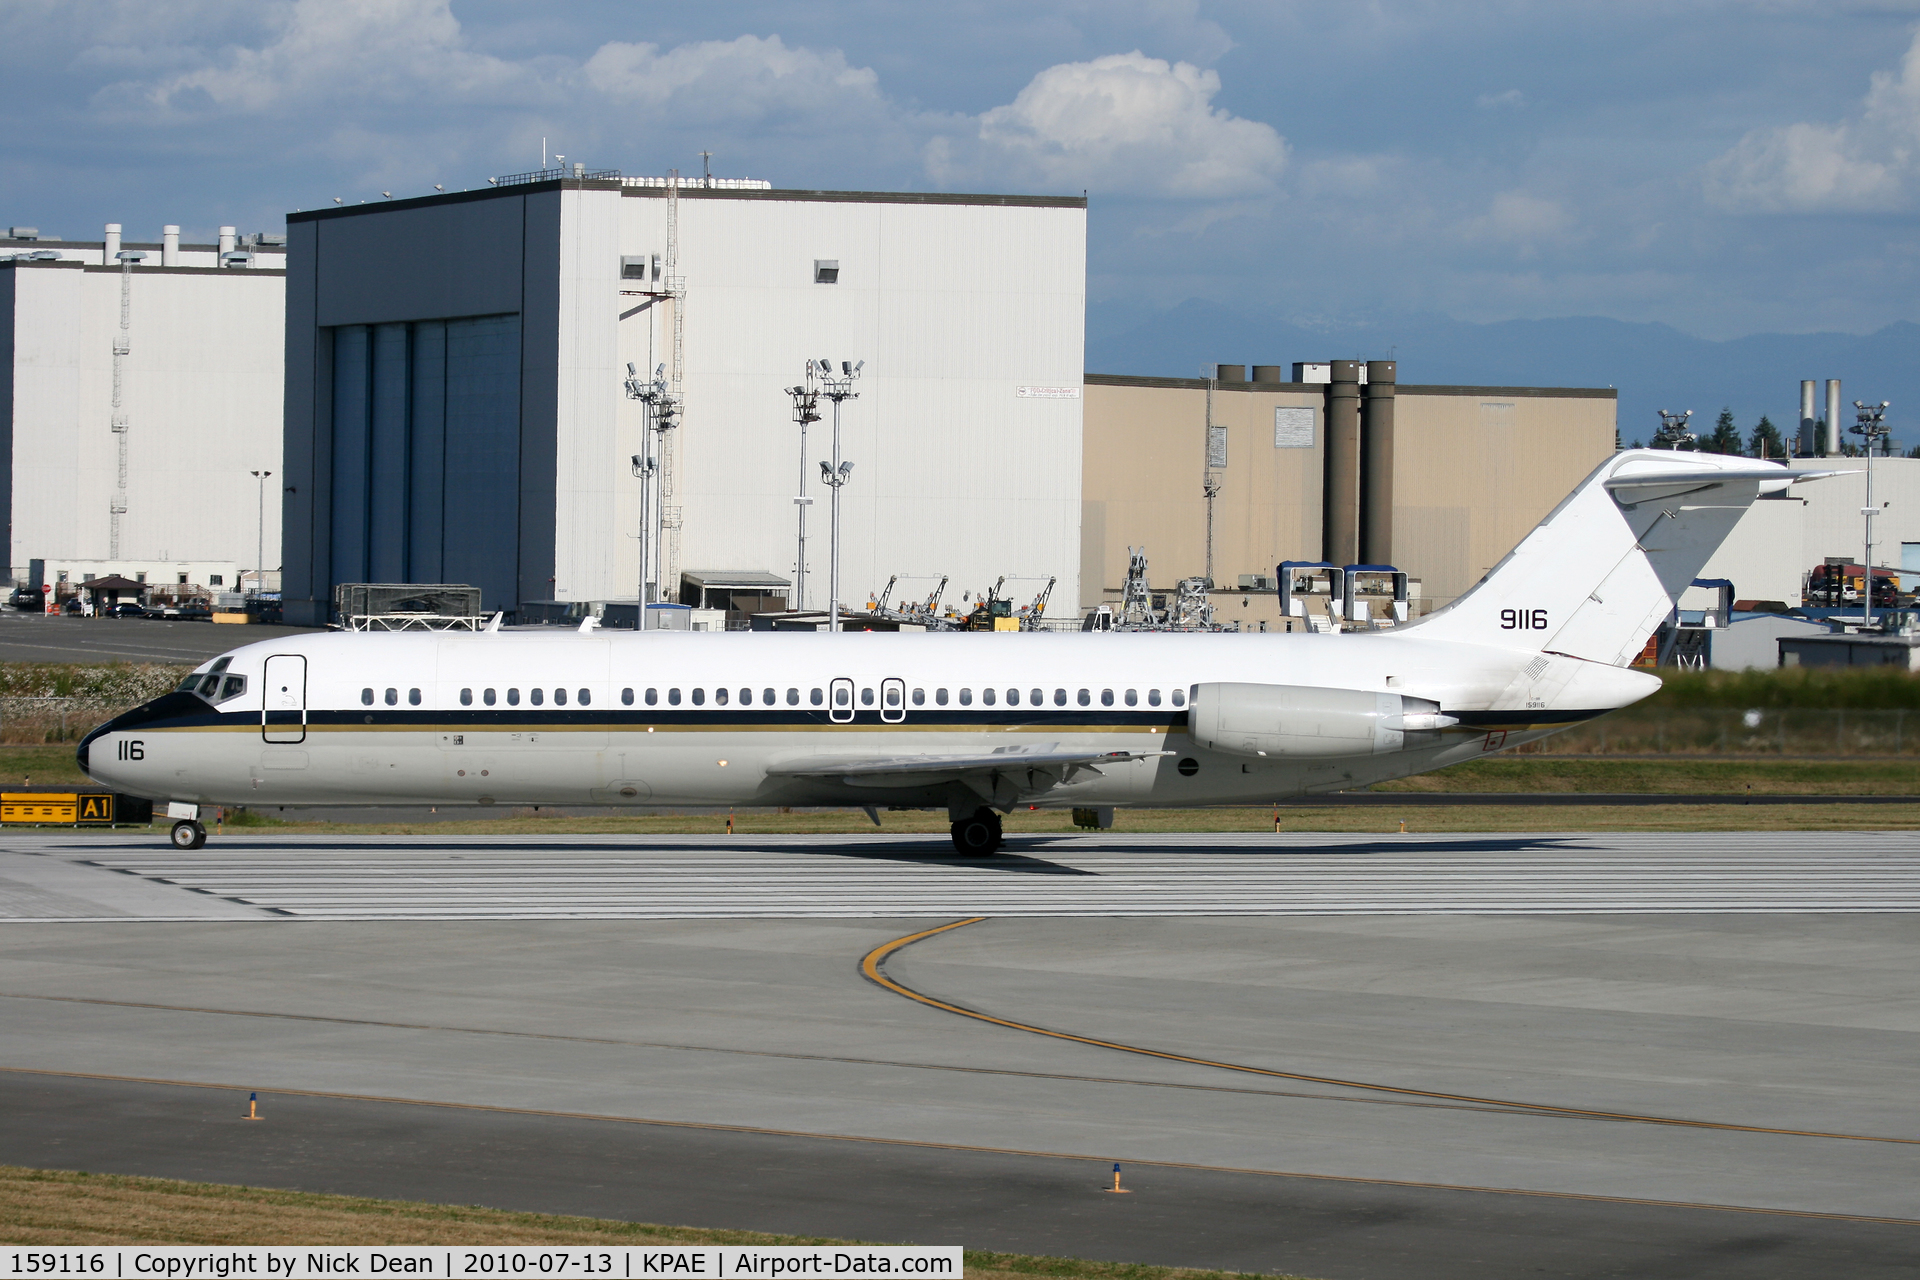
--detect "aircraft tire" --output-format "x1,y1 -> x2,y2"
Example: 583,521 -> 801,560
950,816 -> 997,856
170,820 -> 206,850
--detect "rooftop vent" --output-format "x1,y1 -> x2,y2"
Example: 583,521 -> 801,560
219,251 -> 255,268
8,227 -> 39,241
813,259 -> 839,284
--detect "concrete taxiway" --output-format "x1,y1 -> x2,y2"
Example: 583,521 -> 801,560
1,831 -> 1916,1278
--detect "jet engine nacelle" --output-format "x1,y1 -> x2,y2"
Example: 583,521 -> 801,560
1188,683 -> 1457,758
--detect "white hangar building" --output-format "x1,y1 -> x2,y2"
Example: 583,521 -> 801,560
280,173 -> 1088,626
0,225 -> 286,586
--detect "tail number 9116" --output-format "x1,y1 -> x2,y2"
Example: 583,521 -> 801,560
1500,609 -> 1548,631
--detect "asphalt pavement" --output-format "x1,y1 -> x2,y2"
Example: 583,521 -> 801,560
0,610 -> 319,665
5,1071 -> 1913,1280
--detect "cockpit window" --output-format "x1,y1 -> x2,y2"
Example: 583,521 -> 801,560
181,657 -> 243,703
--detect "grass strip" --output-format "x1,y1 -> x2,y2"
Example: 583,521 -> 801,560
0,1166 -> 1317,1280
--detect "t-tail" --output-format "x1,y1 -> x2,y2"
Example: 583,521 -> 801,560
1407,450 -> 1842,666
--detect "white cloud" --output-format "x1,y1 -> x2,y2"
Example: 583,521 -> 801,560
1476,88 -> 1525,110
582,36 -> 881,118
932,52 -> 1287,198
1468,191 -> 1574,244
1705,27 -> 1920,212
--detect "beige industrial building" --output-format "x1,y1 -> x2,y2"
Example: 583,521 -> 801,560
1082,362 -> 1617,626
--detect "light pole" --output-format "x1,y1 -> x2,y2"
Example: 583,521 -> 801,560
1851,399 -> 1891,625
1653,409 -> 1695,450
815,358 -> 863,632
624,362 -> 680,629
630,452 -> 655,629
783,365 -> 821,611
249,469 -> 271,594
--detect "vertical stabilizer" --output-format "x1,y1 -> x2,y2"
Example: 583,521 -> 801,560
1407,451 -> 1837,666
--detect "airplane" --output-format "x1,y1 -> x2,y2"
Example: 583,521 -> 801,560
79,450 -> 1835,854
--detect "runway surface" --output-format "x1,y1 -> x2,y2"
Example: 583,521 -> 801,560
3,831 -> 1917,1277
6,1070 -> 1915,1280
2,829 -> 1917,919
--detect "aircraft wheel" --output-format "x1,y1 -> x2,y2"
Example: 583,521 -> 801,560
170,820 -> 206,850
950,815 -> 997,856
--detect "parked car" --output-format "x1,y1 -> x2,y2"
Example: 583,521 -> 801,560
103,601 -> 149,618
173,602 -> 213,622
8,587 -> 42,611
61,597 -> 83,615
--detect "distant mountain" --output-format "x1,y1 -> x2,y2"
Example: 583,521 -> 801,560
1086,302 -> 1920,451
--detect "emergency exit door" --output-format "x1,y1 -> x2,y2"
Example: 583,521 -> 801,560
262,654 -> 307,743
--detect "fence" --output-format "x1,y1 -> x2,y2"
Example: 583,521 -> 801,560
1519,707 -> 1920,756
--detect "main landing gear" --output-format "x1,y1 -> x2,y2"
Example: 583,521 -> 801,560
950,807 -> 1003,856
170,820 -> 207,850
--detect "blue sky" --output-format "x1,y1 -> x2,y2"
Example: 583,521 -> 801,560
7,1 -> 1920,343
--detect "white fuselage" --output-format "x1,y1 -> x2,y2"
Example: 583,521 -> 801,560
79,628 -> 1656,813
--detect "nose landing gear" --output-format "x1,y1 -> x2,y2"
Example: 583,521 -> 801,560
170,820 -> 207,850
950,807 -> 1003,856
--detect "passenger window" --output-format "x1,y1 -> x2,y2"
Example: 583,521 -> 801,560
668,689 -> 681,705
1124,689 -> 1137,706
885,686 -> 900,707
935,688 -> 948,705
507,689 -> 520,706
1101,689 -> 1114,706
621,688 -> 634,706
982,688 -> 996,706
1004,688 -> 1018,705
959,688 -> 973,706
788,688 -> 800,705
835,687 -> 850,707
810,688 -> 823,705
385,688 -> 398,706
460,688 -> 473,706
484,688 -> 497,706
1148,689 -> 1161,707
859,688 -> 873,706
1077,689 -> 1090,706
1172,688 -> 1186,707
579,688 -> 591,706
692,688 -> 706,706
554,688 -> 567,706
1054,689 -> 1066,706
715,688 -> 729,706
764,688 -> 775,704
361,688 -> 373,706
1030,688 -> 1042,705
531,688 -> 545,706
912,689 -> 925,706
409,688 -> 422,706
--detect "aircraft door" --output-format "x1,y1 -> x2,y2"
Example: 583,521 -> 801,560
881,677 -> 905,723
829,677 -> 855,724
262,654 -> 307,744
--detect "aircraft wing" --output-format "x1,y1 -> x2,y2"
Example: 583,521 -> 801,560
766,745 -> 1171,788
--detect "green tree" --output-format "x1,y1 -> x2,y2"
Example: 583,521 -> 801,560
1748,415 -> 1786,459
1706,407 -> 1744,455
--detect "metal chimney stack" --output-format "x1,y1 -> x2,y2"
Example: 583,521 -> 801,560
218,226 -> 236,256
1825,379 -> 1842,455
161,225 -> 180,267
1799,380 -> 1817,455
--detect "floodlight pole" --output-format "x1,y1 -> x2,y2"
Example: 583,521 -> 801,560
631,452 -> 656,629
816,360 -> 862,632
249,470 -> 271,594
624,362 -> 680,630
784,365 -> 822,612
1851,399 -> 1891,625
